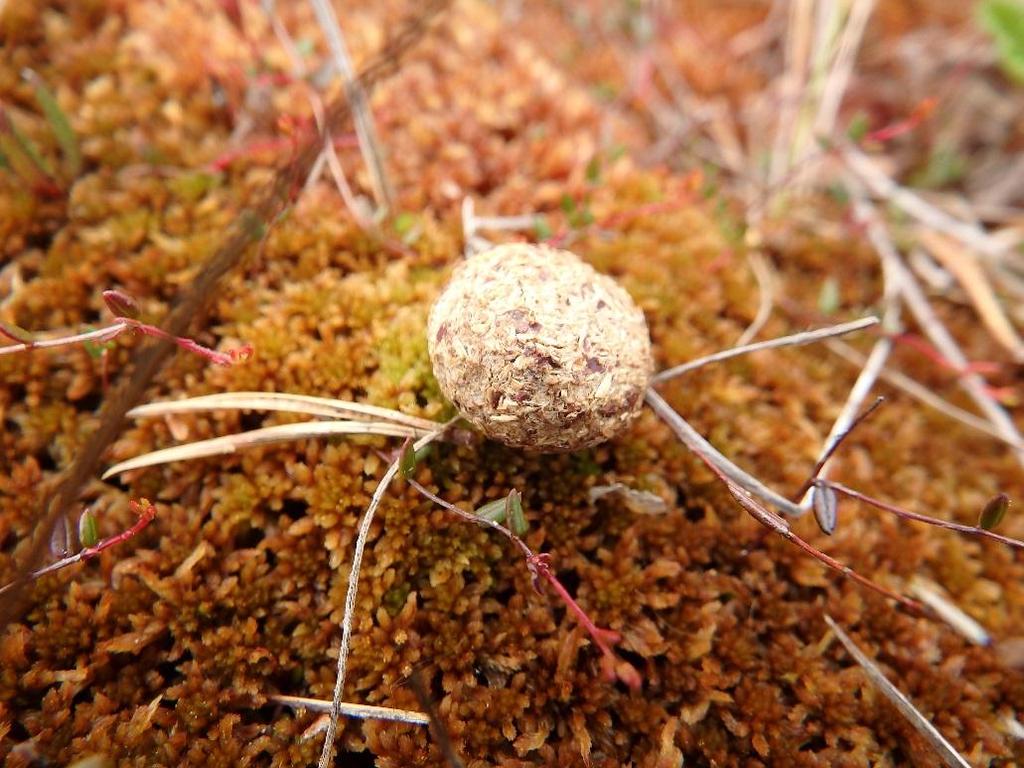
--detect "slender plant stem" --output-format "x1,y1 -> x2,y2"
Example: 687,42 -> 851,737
651,317 -> 878,383
309,0 -> 394,211
0,500 -> 156,597
645,388 -> 805,517
318,427 -> 447,768
268,694 -> 429,725
828,481 -> 1024,550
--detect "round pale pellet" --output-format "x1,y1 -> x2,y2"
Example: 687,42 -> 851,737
427,243 -> 653,452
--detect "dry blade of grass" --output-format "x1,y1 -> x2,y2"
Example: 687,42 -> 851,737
847,183 -> 1024,470
767,0 -> 813,186
0,0 -> 452,629
266,694 -> 429,726
766,0 -> 875,193
102,420 -> 430,478
826,337 -> 1024,451
261,1 -> 374,228
645,388 -> 805,518
824,615 -> 972,768
801,330 -> 893,511
126,391 -> 440,430
918,229 -> 1024,362
798,262 -> 901,510
909,577 -> 991,646
812,0 -> 876,138
652,316 -> 879,384
309,0 -> 394,213
842,142 -> 1019,262
733,251 -> 777,347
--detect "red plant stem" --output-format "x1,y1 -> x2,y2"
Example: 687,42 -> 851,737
0,500 -> 157,596
693,446 -> 927,614
0,318 -> 252,366
123,318 -> 253,364
527,553 -> 618,651
406,479 -> 641,689
865,97 -> 938,143
0,324 -> 123,354
827,481 -> 1024,550
891,332 -> 1001,376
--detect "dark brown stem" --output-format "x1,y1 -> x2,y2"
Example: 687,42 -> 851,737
827,481 -> 1024,550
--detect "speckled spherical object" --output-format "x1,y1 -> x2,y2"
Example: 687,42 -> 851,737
428,243 -> 653,452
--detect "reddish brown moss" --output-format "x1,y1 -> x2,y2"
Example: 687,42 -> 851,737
2,1 -> 1023,767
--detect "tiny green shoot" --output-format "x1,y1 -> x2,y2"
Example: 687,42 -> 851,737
979,493 -> 1010,531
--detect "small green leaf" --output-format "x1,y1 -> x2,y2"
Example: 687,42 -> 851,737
393,211 -> 417,236
585,156 -> 602,184
506,489 -> 527,536
818,277 -> 840,316
0,319 -> 35,343
846,111 -> 870,143
0,105 -> 55,189
24,68 -> 81,177
238,208 -> 266,242
825,182 -> 850,205
475,497 -> 509,525
81,328 -> 116,360
979,0 -> 1024,83
533,215 -> 552,241
979,493 -> 1010,530
560,194 -> 577,214
78,509 -> 99,547
909,146 -> 965,190
592,82 -> 619,102
168,170 -> 220,202
393,211 -> 421,244
399,441 -> 417,479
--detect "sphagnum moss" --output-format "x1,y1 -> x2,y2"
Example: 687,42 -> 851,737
4,1 -> 1024,767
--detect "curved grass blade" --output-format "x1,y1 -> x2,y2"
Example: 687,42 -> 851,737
126,391 -> 439,431
102,420 -> 428,478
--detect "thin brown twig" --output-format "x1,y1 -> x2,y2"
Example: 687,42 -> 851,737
698,457 -> 925,614
794,397 -> 885,503
827,481 -> 1024,551
318,425 -> 449,768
